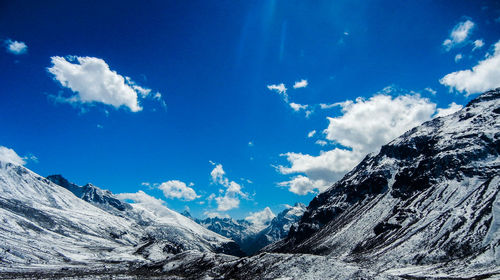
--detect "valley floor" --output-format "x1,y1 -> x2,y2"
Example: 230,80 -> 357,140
1,252 -> 499,280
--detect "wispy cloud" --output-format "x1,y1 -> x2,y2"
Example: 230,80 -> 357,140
472,39 -> 484,51
267,83 -> 288,102
4,39 -> 27,55
443,20 -> 475,51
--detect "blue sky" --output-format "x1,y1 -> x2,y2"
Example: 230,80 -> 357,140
1,0 -> 500,220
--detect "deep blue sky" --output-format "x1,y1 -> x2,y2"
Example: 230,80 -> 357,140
1,0 -> 499,219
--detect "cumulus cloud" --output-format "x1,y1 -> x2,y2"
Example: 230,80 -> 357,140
5,39 -> 27,55
443,20 -> 475,51
455,53 -> 463,62
293,79 -> 308,89
473,39 -> 484,51
278,92 -> 437,195
245,207 -> 275,228
307,130 -> 316,138
324,94 -> 436,153
440,40 -> 500,95
267,83 -> 288,102
158,180 -> 200,201
47,56 -> 164,112
278,175 -> 330,195
435,102 -> 463,117
116,190 -> 169,216
209,162 -> 248,211
0,146 -> 26,165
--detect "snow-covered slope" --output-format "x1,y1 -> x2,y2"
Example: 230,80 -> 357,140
48,174 -> 244,259
0,161 -> 143,267
0,163 -> 242,270
267,89 -> 500,275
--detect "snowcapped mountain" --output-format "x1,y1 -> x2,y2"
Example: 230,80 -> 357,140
195,217 -> 257,254
192,203 -> 306,255
265,89 -> 500,276
250,203 -> 306,254
0,163 -> 242,270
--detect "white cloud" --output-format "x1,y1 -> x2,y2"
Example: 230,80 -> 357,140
207,193 -> 216,201
5,39 -> 27,55
116,190 -> 169,216
248,141 -> 254,147
307,130 -> 316,138
443,20 -> 475,51
125,76 -> 151,97
293,79 -> 308,89
204,211 -> 230,219
324,94 -> 436,153
455,53 -> 463,62
268,82 -> 312,117
158,180 -> 200,201
267,83 -> 288,102
289,103 -> 313,117
440,40 -> 500,95
209,163 -> 247,211
424,87 -> 437,95
473,39 -> 484,51
289,102 -> 308,111
278,175 -> 330,195
315,140 -> 328,146
48,56 -> 163,112
210,164 -> 228,186
215,194 -> 240,211
319,100 -> 352,110
245,207 -> 275,228
434,102 -> 463,118
278,92 -> 437,195
0,146 -> 26,165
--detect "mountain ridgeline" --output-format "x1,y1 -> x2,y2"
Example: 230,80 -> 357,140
189,203 -> 306,255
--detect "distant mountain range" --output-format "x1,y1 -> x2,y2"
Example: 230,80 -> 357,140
186,203 -> 306,255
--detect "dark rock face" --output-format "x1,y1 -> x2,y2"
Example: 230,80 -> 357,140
47,175 -> 131,212
267,89 -> 500,270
